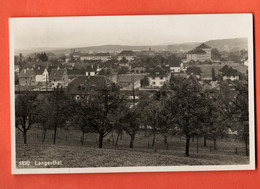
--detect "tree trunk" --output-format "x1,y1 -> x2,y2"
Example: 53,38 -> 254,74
152,132 -> 156,147
53,125 -> 57,144
129,134 -> 135,148
185,136 -> 190,157
164,135 -> 168,144
204,137 -> 207,147
213,138 -> 217,150
42,129 -> 47,143
23,131 -> 27,144
81,132 -> 84,145
98,134 -> 103,148
115,132 -> 120,147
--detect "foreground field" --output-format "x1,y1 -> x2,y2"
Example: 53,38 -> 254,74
16,128 -> 249,168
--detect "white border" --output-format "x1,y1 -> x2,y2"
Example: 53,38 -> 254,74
9,14 -> 255,175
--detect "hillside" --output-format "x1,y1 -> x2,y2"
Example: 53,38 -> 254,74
15,37 -> 248,56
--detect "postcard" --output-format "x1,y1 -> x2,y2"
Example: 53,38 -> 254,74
9,14 -> 255,174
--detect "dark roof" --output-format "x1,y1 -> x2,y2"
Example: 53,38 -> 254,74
186,67 -> 203,75
197,43 -> 211,49
86,65 -> 98,72
219,65 -> 229,73
67,75 -> 113,95
97,68 -> 116,77
148,67 -> 168,77
49,68 -> 67,81
169,60 -> 182,67
222,67 -> 239,77
201,73 -> 212,79
34,67 -> 47,75
119,50 -> 135,56
18,69 -> 35,78
187,48 -> 206,54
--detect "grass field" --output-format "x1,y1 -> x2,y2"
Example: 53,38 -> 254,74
15,127 -> 249,169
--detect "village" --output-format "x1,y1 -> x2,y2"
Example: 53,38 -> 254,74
14,42 -> 250,167
15,43 -> 248,95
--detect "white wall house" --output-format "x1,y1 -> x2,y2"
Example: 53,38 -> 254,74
148,67 -> 170,88
34,67 -> 49,83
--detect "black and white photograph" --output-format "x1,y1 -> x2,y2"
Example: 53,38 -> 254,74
10,14 -> 255,174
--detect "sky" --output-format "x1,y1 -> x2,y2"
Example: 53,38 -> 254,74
10,14 -> 253,50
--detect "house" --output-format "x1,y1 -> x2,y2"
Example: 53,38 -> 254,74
49,68 -> 69,87
117,50 -> 136,62
148,67 -> 171,88
34,66 -> 49,83
222,67 -> 240,81
66,75 -> 113,100
18,69 -> 36,86
168,61 -> 187,73
186,66 -> 203,78
97,68 -> 117,83
80,53 -> 112,62
219,65 -> 229,74
85,65 -> 100,76
201,73 -> 212,81
187,43 -> 212,62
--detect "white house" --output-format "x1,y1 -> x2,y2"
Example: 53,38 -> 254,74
34,67 -> 49,83
187,43 -> 212,62
148,67 -> 170,88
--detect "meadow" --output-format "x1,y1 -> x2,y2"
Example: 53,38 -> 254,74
15,127 -> 249,169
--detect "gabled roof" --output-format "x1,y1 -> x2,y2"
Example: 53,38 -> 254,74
49,68 -> 67,81
34,67 -> 47,75
86,65 -> 98,72
97,68 -> 116,77
148,67 -> 169,77
66,75 -> 113,95
169,60 -> 182,67
197,43 -> 211,49
187,48 -> 206,54
219,65 -> 229,73
18,69 -> 35,78
222,67 -> 239,77
186,67 -> 203,75
201,73 -> 212,79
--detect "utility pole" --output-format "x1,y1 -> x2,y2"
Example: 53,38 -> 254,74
132,73 -> 135,108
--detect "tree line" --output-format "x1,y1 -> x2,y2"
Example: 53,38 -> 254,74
15,77 -> 249,157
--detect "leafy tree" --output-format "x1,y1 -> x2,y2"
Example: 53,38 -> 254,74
143,100 -> 163,148
166,77 -> 208,157
15,91 -> 38,144
211,48 -> 221,60
232,81 -> 249,156
123,107 -> 141,148
47,86 -> 72,144
86,84 -> 123,148
141,75 -> 149,87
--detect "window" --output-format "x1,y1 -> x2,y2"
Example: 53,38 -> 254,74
161,77 -> 163,80
156,72 -> 159,75
152,77 -> 155,80
152,82 -> 156,85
